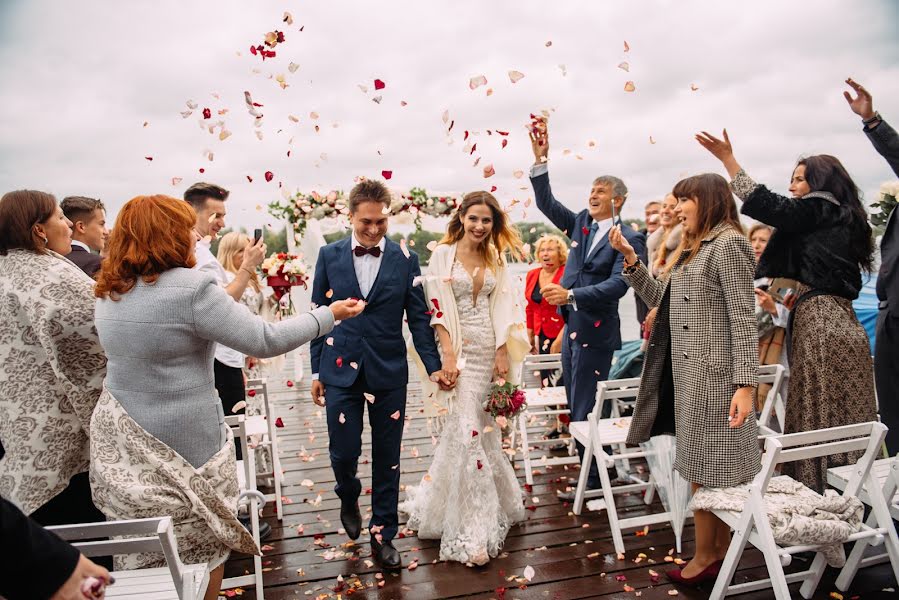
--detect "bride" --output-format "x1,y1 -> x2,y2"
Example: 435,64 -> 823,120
401,191 -> 530,565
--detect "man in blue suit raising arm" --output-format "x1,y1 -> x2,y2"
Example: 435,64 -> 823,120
310,179 -> 452,570
528,116 -> 646,502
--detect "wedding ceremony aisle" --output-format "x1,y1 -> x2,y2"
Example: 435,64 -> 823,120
221,353 -> 896,600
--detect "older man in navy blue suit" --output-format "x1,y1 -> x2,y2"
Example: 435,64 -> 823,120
310,180 -> 450,570
528,116 -> 646,500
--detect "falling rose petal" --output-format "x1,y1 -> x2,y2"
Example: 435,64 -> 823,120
349,361 -> 358,369
624,81 -> 636,92
202,107 -> 211,119
231,400 -> 247,413
274,417 -> 284,428
288,114 -> 299,123
186,99 -> 198,110
171,177 -> 182,186
490,186 -> 497,192
357,84 -> 368,93
471,430 -> 479,437
339,412 -> 346,424
501,139 -> 508,149
508,70 -> 525,83
477,460 -> 483,470
265,171 -> 274,182
594,320 -> 602,327
623,40 -> 630,52
283,11 -> 293,24
690,83 -> 700,91
513,170 -> 524,179
144,156 -> 153,161
486,88 -> 493,96
399,238 -> 411,258
219,130 -> 232,141
180,110 -> 193,119
442,109 -> 450,124
469,75 -> 488,89
668,592 -> 679,597
286,380 -> 294,387
199,168 -> 205,173
325,289 -> 334,298
325,337 -> 334,346
374,78 -> 386,90
569,331 -> 578,340
483,164 -> 496,178
650,136 -> 657,144
545,40 -> 552,47
381,170 -> 393,180
618,62 -> 630,72
390,410 -> 401,420
336,357 -> 343,368
400,100 -> 408,106
523,565 -> 535,581
310,111 -> 319,119
372,95 -> 383,104
364,393 -> 375,404
287,62 -> 300,74
558,64 -> 567,76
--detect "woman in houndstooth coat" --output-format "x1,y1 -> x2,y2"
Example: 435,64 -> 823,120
610,173 -> 760,585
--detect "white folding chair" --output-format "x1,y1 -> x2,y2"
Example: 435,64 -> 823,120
569,377 -> 683,555
757,364 -> 787,436
48,516 -> 208,600
223,415 -> 267,599
517,353 -> 578,485
244,378 -> 285,521
710,422 -> 899,600
827,454 -> 899,589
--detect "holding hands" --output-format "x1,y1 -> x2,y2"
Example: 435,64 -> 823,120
493,345 -> 510,381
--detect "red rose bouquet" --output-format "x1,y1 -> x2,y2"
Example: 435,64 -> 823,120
482,381 -> 527,422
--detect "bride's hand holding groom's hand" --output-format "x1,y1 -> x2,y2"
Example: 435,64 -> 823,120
432,353 -> 458,391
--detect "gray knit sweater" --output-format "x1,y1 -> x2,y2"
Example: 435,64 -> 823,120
95,267 -> 334,467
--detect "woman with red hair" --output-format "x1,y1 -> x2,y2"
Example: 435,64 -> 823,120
91,195 -> 363,599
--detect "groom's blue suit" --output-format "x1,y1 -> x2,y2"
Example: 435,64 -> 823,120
311,236 -> 442,541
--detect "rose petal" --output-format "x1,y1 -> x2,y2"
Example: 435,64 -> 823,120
364,393 -> 375,404
275,417 -> 284,428
374,78 -> 386,90
336,357 -> 343,367
390,410 -> 401,420
624,81 -> 636,92
623,40 -> 630,52
469,75 -> 488,89
265,171 -> 274,182
508,70 -> 525,83
381,170 -> 393,180
618,61 -> 630,72
483,164 -> 495,178
339,412 -> 346,424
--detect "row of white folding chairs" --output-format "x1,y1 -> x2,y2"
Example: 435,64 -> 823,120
566,364 -> 787,556
244,378 -> 285,521
222,414 -> 267,599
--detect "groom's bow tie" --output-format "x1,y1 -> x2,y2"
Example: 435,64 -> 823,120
354,245 -> 382,258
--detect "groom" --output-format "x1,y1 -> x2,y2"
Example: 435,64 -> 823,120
310,179 -> 450,569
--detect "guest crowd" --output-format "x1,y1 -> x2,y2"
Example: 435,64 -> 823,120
0,77 -> 896,597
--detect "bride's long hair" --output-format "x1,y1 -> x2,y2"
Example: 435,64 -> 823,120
439,191 -> 526,269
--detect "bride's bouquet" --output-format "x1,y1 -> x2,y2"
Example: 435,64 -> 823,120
482,381 -> 527,423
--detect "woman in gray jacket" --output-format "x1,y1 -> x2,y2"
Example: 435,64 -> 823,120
610,173 -> 759,587
91,195 -> 362,600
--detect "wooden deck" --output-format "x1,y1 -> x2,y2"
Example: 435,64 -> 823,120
222,355 -> 897,599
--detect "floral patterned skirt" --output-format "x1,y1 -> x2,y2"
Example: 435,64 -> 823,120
782,291 -> 877,493
89,387 -> 259,570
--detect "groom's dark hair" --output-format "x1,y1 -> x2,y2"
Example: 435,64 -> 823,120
348,180 -> 391,214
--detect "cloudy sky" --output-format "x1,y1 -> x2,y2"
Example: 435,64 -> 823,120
1,0 -> 897,232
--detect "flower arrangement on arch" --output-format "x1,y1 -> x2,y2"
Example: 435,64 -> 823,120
268,190 -> 349,238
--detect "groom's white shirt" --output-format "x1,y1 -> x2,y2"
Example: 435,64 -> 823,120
311,234 -> 386,381
352,233 -> 385,298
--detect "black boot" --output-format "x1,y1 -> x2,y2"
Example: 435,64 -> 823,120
371,537 -> 402,569
238,513 -> 272,541
340,500 -> 362,540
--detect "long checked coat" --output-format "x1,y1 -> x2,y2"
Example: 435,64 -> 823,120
623,223 -> 761,488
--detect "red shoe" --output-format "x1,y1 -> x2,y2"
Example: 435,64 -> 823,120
665,560 -> 723,586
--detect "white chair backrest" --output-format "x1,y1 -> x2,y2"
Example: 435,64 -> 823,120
757,364 -> 786,428
521,353 -> 563,389
49,517 -> 192,598
756,422 -> 887,497
591,377 -> 641,420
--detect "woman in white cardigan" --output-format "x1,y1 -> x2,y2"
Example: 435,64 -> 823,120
401,191 -> 530,566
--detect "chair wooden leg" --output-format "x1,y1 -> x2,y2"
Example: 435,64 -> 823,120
572,434 -> 593,516
798,553 -> 828,599
598,445 -> 625,555
751,498 -> 792,600
709,510 -> 753,600
519,413 -> 534,486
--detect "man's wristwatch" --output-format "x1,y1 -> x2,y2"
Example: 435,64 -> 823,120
567,290 -> 575,305
863,111 -> 882,128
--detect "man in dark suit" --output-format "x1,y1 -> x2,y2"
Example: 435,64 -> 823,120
310,180 -> 451,569
845,78 -> 899,453
528,116 -> 646,500
60,196 -> 107,277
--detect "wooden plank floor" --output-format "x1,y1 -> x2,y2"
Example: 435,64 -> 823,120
222,354 -> 897,599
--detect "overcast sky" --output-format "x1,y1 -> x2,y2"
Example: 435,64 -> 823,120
1,0 -> 897,232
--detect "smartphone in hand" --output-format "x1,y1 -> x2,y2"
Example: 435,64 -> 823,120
253,228 -> 263,244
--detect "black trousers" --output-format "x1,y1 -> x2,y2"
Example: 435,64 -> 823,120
214,359 -> 246,460
875,311 -> 899,455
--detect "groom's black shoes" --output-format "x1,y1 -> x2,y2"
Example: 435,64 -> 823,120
340,500 -> 362,540
371,537 -> 402,569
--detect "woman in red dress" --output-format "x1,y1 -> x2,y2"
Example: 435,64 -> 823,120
525,234 -> 568,358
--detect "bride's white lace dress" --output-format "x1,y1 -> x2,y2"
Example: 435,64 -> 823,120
400,261 -> 525,565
